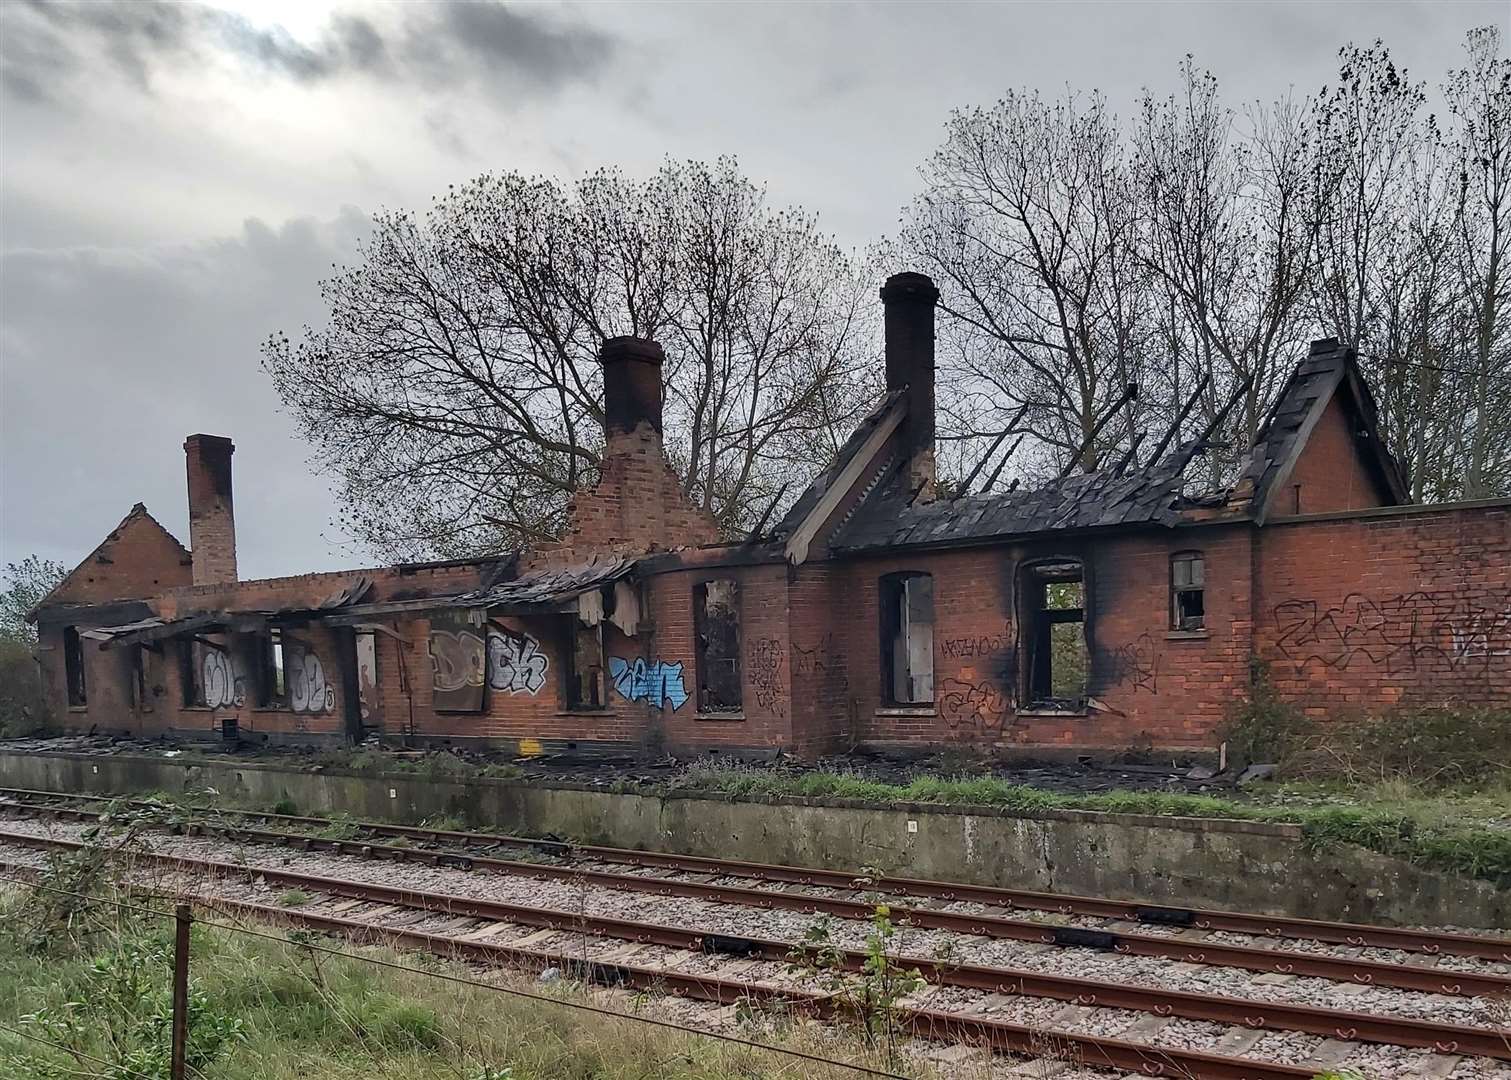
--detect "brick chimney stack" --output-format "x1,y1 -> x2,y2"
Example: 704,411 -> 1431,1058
881,271 -> 940,501
184,434 -> 237,585
601,336 -> 665,440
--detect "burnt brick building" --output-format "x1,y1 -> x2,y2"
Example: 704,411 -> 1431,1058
29,273 -> 1510,758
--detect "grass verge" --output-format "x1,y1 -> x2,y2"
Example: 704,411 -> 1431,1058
669,765 -> 1511,888
0,870 -> 925,1080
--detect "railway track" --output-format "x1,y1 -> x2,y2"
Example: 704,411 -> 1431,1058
0,797 -> 1506,1078
0,791 -> 1503,999
0,784 -> 1500,963
0,828 -> 1503,1080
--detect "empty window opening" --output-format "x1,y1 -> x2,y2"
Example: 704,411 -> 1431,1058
694,579 -> 742,712
259,628 -> 288,708
64,626 -> 87,707
1171,552 -> 1205,631
881,572 -> 935,705
129,645 -> 151,711
1021,560 -> 1088,710
181,640 -> 208,707
566,619 -> 606,710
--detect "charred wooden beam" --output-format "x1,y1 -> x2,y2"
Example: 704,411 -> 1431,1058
1170,375 -> 1254,474
959,404 -> 1030,496
1146,372 -> 1212,468
1112,430 -> 1147,476
981,435 -> 1027,494
1056,382 -> 1139,480
746,483 -> 791,542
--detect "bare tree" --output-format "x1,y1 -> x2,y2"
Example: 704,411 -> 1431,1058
1305,40 -> 1478,499
1133,61 -> 1319,485
1372,119 -> 1460,501
1446,26 -> 1511,498
901,90 -> 1151,482
264,159 -> 875,559
905,31 -> 1508,501
1310,41 -> 1429,348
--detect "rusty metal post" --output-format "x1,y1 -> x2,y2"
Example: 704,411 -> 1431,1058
171,903 -> 191,1080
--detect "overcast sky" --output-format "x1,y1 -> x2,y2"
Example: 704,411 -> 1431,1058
1,0 -> 1501,581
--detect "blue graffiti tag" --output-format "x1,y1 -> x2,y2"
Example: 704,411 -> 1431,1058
608,657 -> 689,711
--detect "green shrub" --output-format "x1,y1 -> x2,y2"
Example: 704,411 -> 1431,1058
0,638 -> 50,737
1217,664 -> 1313,772
1303,705 -> 1511,787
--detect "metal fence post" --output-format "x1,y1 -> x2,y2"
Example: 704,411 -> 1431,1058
171,903 -> 191,1080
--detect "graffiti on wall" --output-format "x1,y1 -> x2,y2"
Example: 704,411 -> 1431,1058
429,627 -> 487,712
939,678 -> 1012,736
487,628 -> 549,695
609,657 -> 689,710
430,619 -> 550,711
1273,591 -> 1511,676
202,647 -> 246,709
792,633 -> 848,697
749,637 -> 784,713
287,644 -> 335,713
1102,632 -> 1160,694
941,625 -> 1012,660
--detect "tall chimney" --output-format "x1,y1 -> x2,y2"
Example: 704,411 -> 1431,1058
601,336 -> 665,438
881,271 -> 940,501
184,434 -> 237,585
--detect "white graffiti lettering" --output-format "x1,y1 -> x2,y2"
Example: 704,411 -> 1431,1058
487,628 -> 549,695
287,645 -> 335,713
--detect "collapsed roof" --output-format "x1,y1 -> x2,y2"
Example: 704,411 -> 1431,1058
778,338 -> 1407,558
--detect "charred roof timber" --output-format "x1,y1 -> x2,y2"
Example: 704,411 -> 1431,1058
1056,383 -> 1140,481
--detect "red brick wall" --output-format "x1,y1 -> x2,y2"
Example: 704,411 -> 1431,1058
1254,503 -> 1511,713
342,562 -> 797,756
37,625 -> 141,737
643,563 -> 793,753
1281,397 -> 1389,516
45,559 -> 492,741
834,527 -> 1256,754
375,613 -> 645,749
41,497 -> 1506,755
45,507 -> 192,609
787,564 -> 853,757
526,425 -> 721,571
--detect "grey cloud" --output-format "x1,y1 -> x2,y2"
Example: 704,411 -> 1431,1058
0,210 -> 372,578
420,3 -> 612,93
1,0 -> 613,111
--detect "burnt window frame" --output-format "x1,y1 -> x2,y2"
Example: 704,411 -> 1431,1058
128,644 -> 152,712
564,616 -> 607,711
879,571 -> 935,707
693,578 -> 742,714
258,627 -> 289,709
1017,558 -> 1089,712
180,638 -> 209,708
63,625 -> 87,707
1170,551 -> 1206,631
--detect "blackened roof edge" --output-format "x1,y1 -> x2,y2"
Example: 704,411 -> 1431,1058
769,389 -> 906,541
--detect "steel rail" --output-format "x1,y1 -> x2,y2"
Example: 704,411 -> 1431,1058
2,784 -> 1502,962
0,827 -> 1497,1059
0,802 -> 1503,999
0,854 -> 1338,1080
